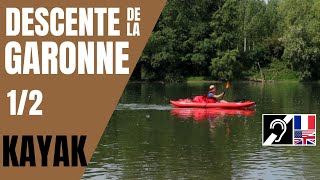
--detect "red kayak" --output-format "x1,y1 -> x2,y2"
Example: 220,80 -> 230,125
170,96 -> 255,109
171,108 -> 255,120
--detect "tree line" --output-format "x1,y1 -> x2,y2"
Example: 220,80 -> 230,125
131,0 -> 320,82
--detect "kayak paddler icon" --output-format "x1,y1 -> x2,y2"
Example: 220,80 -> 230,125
262,115 -> 294,146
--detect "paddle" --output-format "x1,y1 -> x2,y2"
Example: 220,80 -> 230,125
221,81 -> 230,100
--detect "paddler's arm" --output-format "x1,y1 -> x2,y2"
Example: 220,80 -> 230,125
213,92 -> 225,99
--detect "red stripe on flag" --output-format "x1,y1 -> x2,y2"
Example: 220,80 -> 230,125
308,115 -> 315,129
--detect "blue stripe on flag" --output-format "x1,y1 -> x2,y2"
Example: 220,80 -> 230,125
294,115 -> 301,129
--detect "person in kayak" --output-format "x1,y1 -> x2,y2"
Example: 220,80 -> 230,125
207,85 -> 227,103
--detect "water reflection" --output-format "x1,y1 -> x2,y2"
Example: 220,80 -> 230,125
171,108 -> 255,121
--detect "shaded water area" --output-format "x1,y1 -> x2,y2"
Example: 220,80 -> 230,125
83,82 -> 320,179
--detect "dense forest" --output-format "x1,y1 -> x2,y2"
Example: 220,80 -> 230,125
131,0 -> 320,82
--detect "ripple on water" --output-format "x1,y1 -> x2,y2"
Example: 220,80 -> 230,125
116,103 -> 173,111
231,146 -> 320,179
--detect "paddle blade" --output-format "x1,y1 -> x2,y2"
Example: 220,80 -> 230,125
226,81 -> 230,89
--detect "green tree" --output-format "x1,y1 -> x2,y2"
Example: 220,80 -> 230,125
132,0 -> 320,82
210,49 -> 242,80
134,0 -> 222,82
279,0 -> 320,80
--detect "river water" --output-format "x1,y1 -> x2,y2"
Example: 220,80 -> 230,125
83,82 -> 320,179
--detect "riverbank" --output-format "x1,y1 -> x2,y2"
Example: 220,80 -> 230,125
129,78 -> 300,84
131,60 -> 300,83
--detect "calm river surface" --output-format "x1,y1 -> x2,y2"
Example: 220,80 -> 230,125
83,82 -> 320,179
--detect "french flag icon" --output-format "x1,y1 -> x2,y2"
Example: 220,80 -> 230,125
294,115 -> 316,130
